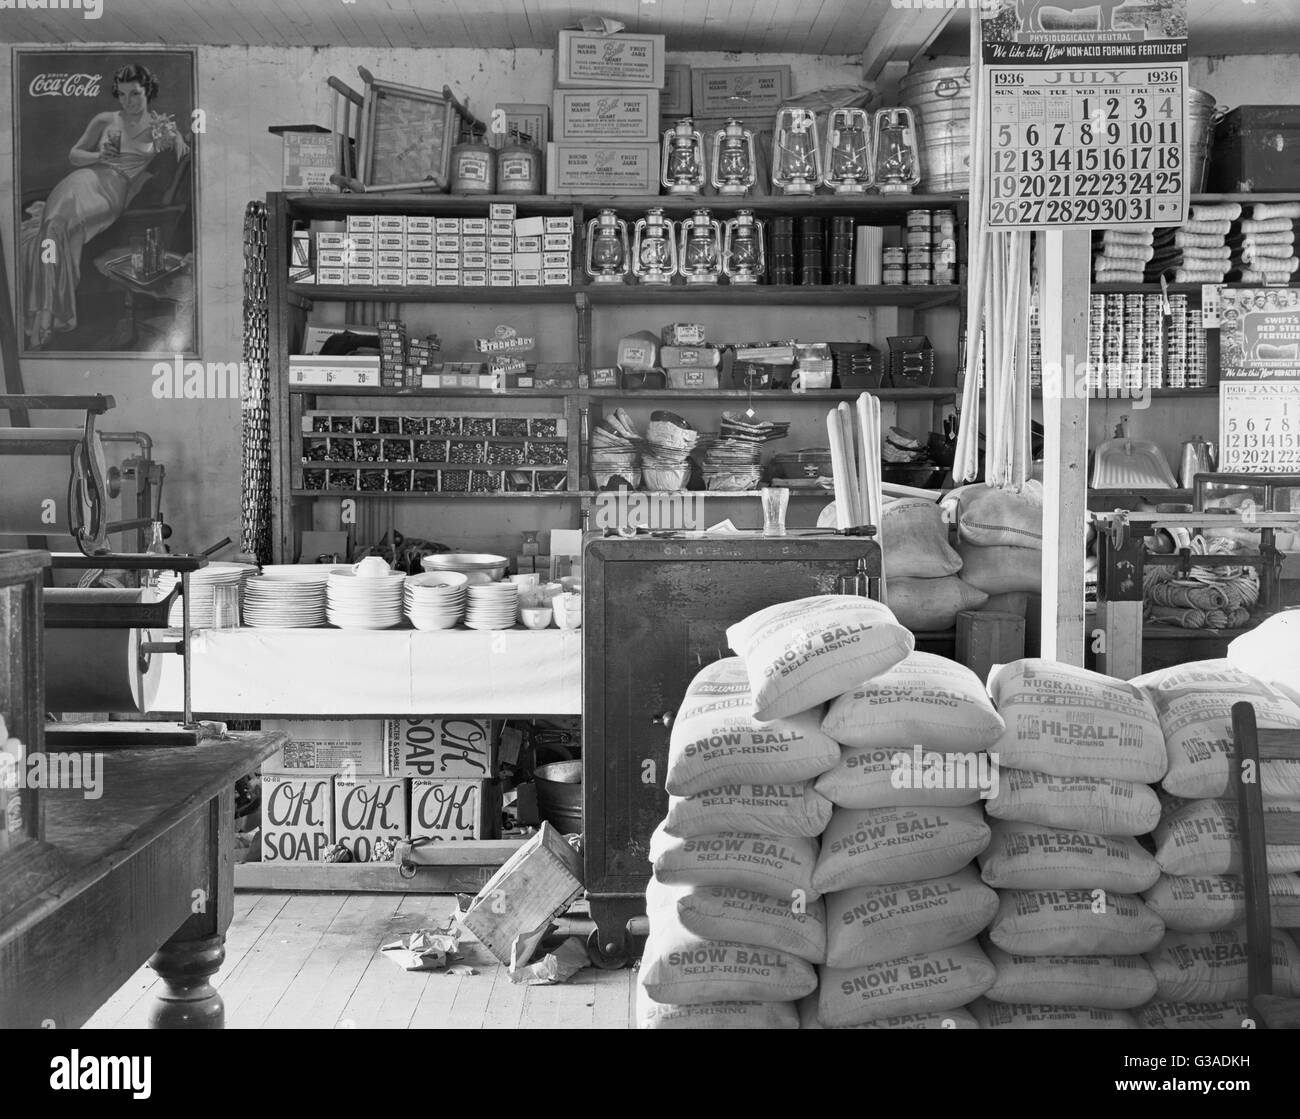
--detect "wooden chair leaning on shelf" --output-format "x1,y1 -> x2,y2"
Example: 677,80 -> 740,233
1232,700 -> 1300,1030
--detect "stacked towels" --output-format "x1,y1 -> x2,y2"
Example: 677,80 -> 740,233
1147,203 -> 1238,283
1092,227 -> 1153,285
1228,201 -> 1300,284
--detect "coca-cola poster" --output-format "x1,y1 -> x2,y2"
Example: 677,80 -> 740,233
13,49 -> 198,356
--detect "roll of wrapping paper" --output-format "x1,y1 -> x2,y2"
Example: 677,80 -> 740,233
44,591 -> 161,712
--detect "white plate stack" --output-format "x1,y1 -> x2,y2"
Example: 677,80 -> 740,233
326,568 -> 406,629
464,582 -> 519,631
159,562 -> 256,628
242,568 -> 329,628
405,572 -> 469,630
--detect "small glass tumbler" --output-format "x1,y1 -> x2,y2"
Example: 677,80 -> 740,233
211,583 -> 241,630
760,486 -> 790,537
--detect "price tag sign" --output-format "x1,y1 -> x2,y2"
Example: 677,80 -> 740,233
1217,287 -> 1300,472
980,0 -> 1188,231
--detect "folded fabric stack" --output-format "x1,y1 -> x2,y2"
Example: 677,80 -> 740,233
1146,203 -> 1239,283
1228,201 -> 1300,284
1092,227 -> 1153,285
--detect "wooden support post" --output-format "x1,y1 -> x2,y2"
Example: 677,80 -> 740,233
1038,229 -> 1091,666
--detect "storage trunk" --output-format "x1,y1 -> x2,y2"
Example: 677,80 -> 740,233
1207,106 -> 1300,193
582,532 -> 882,961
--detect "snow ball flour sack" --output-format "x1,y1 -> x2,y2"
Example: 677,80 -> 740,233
1154,798 -> 1300,876
1146,928 -> 1300,1003
884,576 -> 988,632
664,781 -> 833,839
646,878 -> 827,964
824,866 -> 999,969
636,978 -> 799,1029
880,498 -> 963,579
987,889 -> 1166,957
973,1001 -> 1137,1029
818,939 -> 997,1028
821,651 -> 1005,752
639,910 -> 818,1005
666,658 -> 841,797
814,745 -> 986,810
1142,875 -> 1245,933
1133,660 -> 1300,800
798,996 -> 979,1029
649,825 -> 821,900
725,595 -> 914,722
1134,1000 -> 1252,1030
989,659 -> 1165,783
978,822 -> 1161,893
985,768 -> 1161,836
984,945 -> 1157,1010
813,804 -> 991,894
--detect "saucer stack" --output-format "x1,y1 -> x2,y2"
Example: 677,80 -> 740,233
464,582 -> 519,631
159,562 -> 255,627
242,567 -> 329,628
404,572 -> 468,630
326,568 -> 406,629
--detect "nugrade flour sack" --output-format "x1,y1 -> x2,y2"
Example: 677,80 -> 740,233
820,651 -> 1006,751
978,822 -> 1161,893
663,781 -> 833,839
824,866 -> 999,969
650,824 -> 820,900
983,944 -> 1157,1009
725,596 -> 914,721
646,878 -> 827,964
813,804 -> 991,894
986,889 -> 1166,957
988,659 -> 1166,783
1133,660 -> 1300,799
814,745 -> 988,810
985,768 -> 1162,836
665,657 -> 841,797
636,977 -> 799,1029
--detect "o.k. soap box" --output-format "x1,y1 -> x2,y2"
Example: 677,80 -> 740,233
333,776 -> 407,862
385,717 -> 498,779
409,778 -> 498,841
262,774 -> 334,862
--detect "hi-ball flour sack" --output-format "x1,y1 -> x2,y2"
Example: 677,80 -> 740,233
812,804 -> 991,893
666,658 -> 841,797
973,1001 -> 1138,1029
725,596 -> 914,721
1133,660 -> 1300,799
1134,1000 -> 1252,1029
798,995 -> 979,1029
647,877 -> 827,964
978,821 -> 1161,893
985,768 -> 1161,836
636,977 -> 799,1029
650,824 -> 820,900
814,745 -> 987,811
824,866 -> 999,969
1153,798 -> 1300,877
820,651 -> 1006,751
988,659 -> 1166,783
983,944 -> 1158,1009
986,889 -> 1166,957
1146,928 -> 1300,1002
663,781 -> 833,839
639,908 -> 818,1005
1141,875 -> 1245,933
817,939 -> 997,1027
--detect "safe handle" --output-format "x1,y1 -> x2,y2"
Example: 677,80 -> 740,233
649,710 -> 675,728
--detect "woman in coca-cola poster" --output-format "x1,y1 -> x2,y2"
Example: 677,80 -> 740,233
14,49 -> 197,356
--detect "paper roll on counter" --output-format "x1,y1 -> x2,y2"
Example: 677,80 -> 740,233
43,590 -> 162,713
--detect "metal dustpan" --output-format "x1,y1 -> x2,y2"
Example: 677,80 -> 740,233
1091,423 -> 1179,489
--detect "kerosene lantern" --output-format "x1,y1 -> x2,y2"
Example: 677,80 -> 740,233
771,106 -> 822,196
872,107 -> 921,195
631,208 -> 678,285
583,208 -> 630,284
722,210 -> 766,285
822,107 -> 874,193
677,209 -> 723,284
710,118 -> 756,196
661,117 -> 706,195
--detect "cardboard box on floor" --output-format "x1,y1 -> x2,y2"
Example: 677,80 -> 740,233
334,776 -> 407,861
262,774 -> 334,862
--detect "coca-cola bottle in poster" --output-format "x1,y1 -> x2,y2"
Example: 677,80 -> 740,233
13,49 -> 198,356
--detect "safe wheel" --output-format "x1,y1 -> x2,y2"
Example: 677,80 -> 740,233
586,928 -> 629,969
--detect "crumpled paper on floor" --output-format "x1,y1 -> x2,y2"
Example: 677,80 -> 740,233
381,919 -> 477,973
508,936 -> 590,985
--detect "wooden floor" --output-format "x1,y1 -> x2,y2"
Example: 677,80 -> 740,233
86,892 -> 636,1029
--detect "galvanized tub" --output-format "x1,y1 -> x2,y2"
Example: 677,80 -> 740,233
899,65 -> 971,194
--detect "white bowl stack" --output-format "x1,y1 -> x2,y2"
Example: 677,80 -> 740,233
464,582 -> 519,631
404,572 -> 469,630
241,567 -> 330,628
159,562 -> 256,628
326,568 -> 406,629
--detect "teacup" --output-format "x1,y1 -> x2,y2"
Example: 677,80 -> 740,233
520,606 -> 553,630
508,573 -> 540,592
554,592 -> 582,630
352,556 -> 391,578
